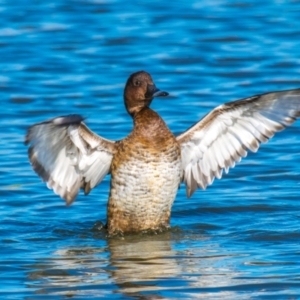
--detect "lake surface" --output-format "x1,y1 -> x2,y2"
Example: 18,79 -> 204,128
1,0 -> 300,299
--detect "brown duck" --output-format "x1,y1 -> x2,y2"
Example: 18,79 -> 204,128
25,71 -> 300,235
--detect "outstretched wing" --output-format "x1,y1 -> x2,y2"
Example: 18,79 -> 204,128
25,115 -> 116,204
176,89 -> 300,197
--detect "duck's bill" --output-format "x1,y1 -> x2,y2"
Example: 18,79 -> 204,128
153,90 -> 169,97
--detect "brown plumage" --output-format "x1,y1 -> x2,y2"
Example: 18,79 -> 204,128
107,107 -> 181,234
25,71 -> 300,234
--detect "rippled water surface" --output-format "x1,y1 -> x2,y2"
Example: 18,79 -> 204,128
2,1 -> 300,299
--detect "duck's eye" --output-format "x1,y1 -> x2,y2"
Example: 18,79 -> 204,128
133,80 -> 141,87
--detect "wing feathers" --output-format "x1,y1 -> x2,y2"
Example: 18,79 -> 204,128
177,89 -> 300,196
25,115 -> 115,204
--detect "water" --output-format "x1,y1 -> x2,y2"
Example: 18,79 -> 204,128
1,0 -> 300,298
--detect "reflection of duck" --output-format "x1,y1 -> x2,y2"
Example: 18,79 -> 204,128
108,232 -> 179,296
26,71 -> 300,234
25,233 -> 180,298
26,233 -> 244,299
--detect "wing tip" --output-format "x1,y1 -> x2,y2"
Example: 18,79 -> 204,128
186,188 -> 192,198
65,194 -> 76,206
49,180 -> 79,206
83,181 -> 92,196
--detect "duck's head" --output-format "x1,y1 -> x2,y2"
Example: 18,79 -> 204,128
124,71 -> 169,116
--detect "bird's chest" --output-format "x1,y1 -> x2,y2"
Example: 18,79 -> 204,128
111,137 -> 182,195
107,136 -> 182,233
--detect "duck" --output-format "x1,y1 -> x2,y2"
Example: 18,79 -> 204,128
25,71 -> 300,235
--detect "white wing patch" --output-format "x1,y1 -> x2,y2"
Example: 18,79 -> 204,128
177,90 -> 300,197
25,115 -> 115,204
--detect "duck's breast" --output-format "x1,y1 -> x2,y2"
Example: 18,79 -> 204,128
107,135 -> 182,234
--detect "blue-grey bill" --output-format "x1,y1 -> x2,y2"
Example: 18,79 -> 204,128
153,90 -> 169,97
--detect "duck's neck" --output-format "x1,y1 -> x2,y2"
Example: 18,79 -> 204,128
124,97 -> 153,116
132,107 -> 163,135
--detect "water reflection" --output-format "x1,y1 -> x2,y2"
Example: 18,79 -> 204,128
108,232 -> 180,296
26,231 -> 244,299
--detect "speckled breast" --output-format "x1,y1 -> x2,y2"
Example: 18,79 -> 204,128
107,136 -> 182,235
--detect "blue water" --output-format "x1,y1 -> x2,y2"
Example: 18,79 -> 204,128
1,0 -> 300,299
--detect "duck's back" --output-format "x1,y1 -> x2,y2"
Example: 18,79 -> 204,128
107,108 -> 182,234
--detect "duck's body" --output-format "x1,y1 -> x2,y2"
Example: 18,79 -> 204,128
108,108 -> 181,234
25,71 -> 300,235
